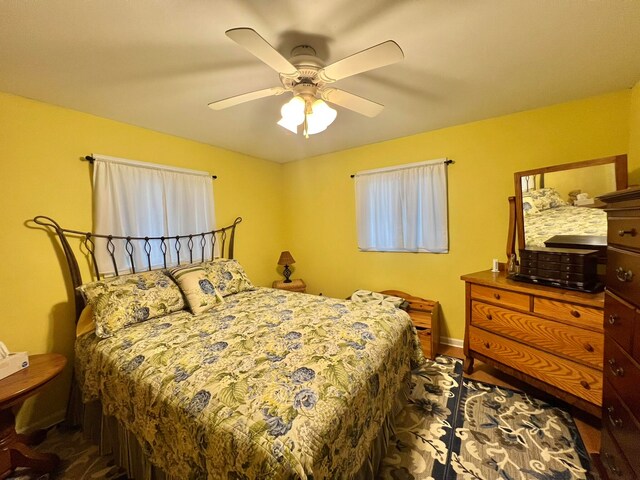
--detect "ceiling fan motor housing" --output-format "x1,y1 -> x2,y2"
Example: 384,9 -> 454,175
280,45 -> 326,95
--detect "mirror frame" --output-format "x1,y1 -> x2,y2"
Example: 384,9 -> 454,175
514,154 -> 628,251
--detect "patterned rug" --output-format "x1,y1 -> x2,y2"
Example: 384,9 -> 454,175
379,356 -> 596,480
10,356 -> 596,480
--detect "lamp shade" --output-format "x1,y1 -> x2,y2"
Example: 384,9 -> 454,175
278,251 -> 296,266
278,96 -> 305,134
277,95 -> 337,137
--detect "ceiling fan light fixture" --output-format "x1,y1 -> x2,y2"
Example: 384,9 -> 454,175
277,95 -> 306,133
277,116 -> 299,134
278,95 -> 337,138
280,96 -> 305,123
311,99 -> 337,127
303,99 -> 336,137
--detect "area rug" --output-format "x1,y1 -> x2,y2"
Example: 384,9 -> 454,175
10,356 -> 595,480
379,356 -> 596,480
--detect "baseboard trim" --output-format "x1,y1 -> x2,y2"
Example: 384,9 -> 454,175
440,336 -> 463,348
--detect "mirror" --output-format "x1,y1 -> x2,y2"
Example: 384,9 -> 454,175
514,155 -> 628,251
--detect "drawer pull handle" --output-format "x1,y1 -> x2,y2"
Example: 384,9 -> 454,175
570,309 -> 581,318
618,228 -> 637,237
583,343 -> 594,353
604,452 -> 623,477
615,267 -> 633,283
483,342 -> 490,349
607,406 -> 623,428
493,293 -> 501,300
486,314 -> 493,320
579,380 -> 590,390
608,358 -> 625,377
608,314 -> 618,325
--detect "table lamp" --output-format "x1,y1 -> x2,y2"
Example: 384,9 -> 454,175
277,251 -> 295,283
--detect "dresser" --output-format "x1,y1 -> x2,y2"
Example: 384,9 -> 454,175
461,269 -> 604,417
597,187 -> 640,479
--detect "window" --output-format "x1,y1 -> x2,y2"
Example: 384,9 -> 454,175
521,174 -> 537,192
355,159 -> 449,253
92,154 -> 216,272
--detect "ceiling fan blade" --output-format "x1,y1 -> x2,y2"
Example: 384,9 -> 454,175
321,88 -> 384,117
208,87 -> 285,110
226,28 -> 299,78
318,40 -> 404,83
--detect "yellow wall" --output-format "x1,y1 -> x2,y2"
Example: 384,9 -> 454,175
282,91 -> 633,342
2,87 -> 638,432
0,92 -> 285,430
543,164 -> 616,202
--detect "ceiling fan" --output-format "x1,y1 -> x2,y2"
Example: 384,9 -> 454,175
208,28 -> 404,137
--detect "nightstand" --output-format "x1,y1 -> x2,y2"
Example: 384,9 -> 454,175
0,353 -> 67,478
380,290 -> 439,360
272,279 -> 306,293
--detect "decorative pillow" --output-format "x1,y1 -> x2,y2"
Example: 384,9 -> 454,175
521,194 -> 540,216
350,290 -> 408,310
168,264 -> 224,314
526,188 -> 567,211
76,304 -> 96,338
201,259 -> 255,297
77,270 -> 185,338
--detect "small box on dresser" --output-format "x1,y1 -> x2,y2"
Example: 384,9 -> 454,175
597,187 -> 640,480
518,246 -> 600,291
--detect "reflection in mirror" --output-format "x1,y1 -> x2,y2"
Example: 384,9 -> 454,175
514,155 -> 628,251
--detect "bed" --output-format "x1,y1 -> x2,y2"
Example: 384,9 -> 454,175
34,216 -> 423,479
521,187 -> 607,247
523,204 -> 607,247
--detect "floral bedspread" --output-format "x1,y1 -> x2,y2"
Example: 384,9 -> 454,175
75,287 -> 423,479
524,205 -> 606,247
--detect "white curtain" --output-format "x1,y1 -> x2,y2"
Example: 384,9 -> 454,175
92,154 -> 216,273
355,159 -> 448,253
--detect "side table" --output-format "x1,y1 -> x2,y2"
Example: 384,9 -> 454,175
0,353 -> 67,478
272,279 -> 306,293
380,290 -> 440,360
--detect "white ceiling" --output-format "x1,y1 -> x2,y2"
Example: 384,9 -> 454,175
2,1 -> 640,163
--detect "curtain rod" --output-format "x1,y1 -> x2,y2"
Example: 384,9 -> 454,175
84,155 -> 217,179
350,159 -> 454,178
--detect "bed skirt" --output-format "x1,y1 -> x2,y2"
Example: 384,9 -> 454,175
69,371 -> 411,480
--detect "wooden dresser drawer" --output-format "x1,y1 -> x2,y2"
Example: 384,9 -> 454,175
409,310 -> 432,330
608,216 -> 640,251
471,301 -> 603,368
604,337 -> 640,421
600,425 -> 636,479
602,379 -> 640,477
470,284 -> 529,310
533,297 -> 603,330
604,291 -> 636,354
468,326 -> 602,406
607,247 -> 640,302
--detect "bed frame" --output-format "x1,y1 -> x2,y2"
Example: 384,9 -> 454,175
32,215 -> 242,321
32,215 -> 414,480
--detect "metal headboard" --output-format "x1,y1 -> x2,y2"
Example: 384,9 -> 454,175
33,215 -> 242,320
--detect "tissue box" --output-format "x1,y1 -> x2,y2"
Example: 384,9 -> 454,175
0,352 -> 29,381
